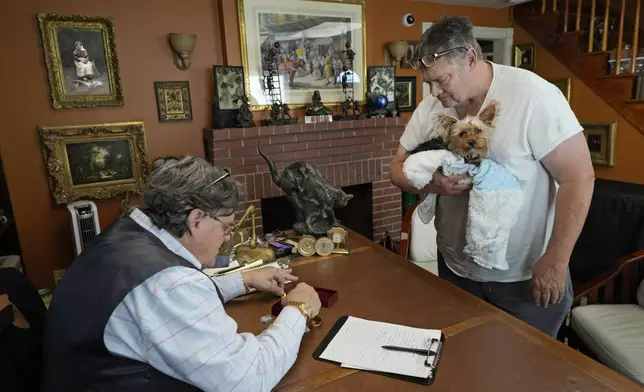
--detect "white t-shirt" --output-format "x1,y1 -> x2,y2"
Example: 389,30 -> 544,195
399,62 -> 583,282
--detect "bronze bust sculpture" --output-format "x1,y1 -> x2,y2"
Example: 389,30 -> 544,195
305,90 -> 332,116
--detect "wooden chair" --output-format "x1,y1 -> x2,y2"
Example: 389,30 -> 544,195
399,202 -> 418,260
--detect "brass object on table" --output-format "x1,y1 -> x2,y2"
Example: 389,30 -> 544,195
298,235 -> 317,257
315,237 -> 335,257
328,227 -> 349,254
226,204 -> 276,265
218,227 -> 250,256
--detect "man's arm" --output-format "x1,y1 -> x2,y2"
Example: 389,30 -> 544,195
389,145 -> 471,196
540,132 -> 595,263
212,273 -> 247,303
104,266 -> 306,391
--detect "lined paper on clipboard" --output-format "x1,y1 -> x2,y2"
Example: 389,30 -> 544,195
318,316 -> 442,379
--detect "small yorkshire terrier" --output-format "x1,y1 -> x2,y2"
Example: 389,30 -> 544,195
435,100 -> 499,164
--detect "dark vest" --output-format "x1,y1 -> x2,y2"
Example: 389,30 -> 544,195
42,216 -> 222,392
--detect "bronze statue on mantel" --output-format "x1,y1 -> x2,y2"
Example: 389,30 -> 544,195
235,94 -> 255,128
258,144 -> 353,236
305,90 -> 332,117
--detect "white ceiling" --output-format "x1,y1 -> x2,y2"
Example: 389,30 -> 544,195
413,0 -> 534,9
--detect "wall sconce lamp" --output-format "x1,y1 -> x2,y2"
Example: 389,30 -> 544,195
387,40 -> 409,66
168,33 -> 197,70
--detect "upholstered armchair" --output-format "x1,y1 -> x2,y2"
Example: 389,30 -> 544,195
566,251 -> 644,385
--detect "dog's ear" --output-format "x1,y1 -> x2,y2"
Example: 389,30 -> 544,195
479,100 -> 500,128
435,114 -> 458,141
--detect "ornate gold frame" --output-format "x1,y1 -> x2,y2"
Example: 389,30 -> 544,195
549,77 -> 571,102
581,121 -> 616,168
237,0 -> 367,110
39,122 -> 149,204
37,13 -> 124,109
513,43 -> 535,71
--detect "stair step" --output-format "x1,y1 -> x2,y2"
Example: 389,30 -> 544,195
596,73 -> 636,99
571,51 -> 610,77
625,99 -> 644,104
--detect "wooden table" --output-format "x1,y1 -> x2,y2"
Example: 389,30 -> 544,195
226,230 -> 644,391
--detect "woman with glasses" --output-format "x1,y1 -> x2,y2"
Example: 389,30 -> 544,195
389,15 -> 593,339
42,156 -> 321,392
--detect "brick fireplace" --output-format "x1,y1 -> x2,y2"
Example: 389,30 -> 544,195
203,118 -> 407,242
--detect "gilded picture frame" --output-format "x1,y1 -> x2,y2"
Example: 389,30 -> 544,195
37,13 -> 124,109
38,122 -> 149,204
238,0 -> 367,110
395,76 -> 417,112
513,43 -> 535,71
581,122 -> 616,167
549,77 -> 571,102
154,81 -> 193,122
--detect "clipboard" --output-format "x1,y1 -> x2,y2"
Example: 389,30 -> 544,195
312,316 -> 445,385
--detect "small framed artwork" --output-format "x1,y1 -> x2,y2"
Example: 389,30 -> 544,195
401,40 -> 421,69
367,66 -> 396,109
154,81 -> 192,122
38,122 -> 149,204
37,13 -> 124,109
513,43 -> 535,71
581,122 -> 616,167
395,76 -> 417,112
549,77 -> 571,102
213,66 -> 245,128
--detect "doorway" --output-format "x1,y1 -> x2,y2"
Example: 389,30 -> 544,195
0,152 -> 23,271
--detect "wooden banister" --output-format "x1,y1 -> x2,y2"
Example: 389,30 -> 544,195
631,0 -> 641,73
615,0 -> 626,74
564,0 -> 570,32
602,0 -> 611,51
589,0 -> 597,52
576,0 -> 583,31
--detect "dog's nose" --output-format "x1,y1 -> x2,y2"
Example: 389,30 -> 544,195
468,140 -> 476,147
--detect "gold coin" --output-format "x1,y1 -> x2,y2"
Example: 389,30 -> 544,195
315,237 -> 334,257
298,235 -> 317,257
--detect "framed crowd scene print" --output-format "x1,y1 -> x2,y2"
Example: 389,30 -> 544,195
238,0 -> 366,109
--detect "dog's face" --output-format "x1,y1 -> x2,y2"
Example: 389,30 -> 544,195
435,100 -> 499,163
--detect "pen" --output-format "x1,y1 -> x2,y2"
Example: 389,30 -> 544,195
381,345 -> 436,356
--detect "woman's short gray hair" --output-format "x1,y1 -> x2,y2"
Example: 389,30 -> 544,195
141,156 -> 244,237
416,15 -> 483,65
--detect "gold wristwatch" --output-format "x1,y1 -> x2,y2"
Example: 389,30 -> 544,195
286,301 -> 323,328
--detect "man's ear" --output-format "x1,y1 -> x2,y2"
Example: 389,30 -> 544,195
435,114 -> 458,141
479,100 -> 499,128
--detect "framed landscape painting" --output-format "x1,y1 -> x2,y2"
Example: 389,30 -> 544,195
238,0 -> 366,109
37,13 -> 124,109
39,122 -> 149,204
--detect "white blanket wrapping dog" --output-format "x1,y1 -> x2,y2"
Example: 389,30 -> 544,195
403,150 -> 522,271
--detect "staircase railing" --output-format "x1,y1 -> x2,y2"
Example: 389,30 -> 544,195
539,0 -> 642,74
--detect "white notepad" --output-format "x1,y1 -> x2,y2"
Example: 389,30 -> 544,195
318,316 -> 442,379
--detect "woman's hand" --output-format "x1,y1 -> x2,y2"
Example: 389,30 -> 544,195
242,267 -> 298,296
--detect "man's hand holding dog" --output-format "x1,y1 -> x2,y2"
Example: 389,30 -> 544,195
430,171 -> 472,196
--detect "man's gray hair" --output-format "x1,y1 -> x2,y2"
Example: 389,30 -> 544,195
141,156 -> 244,237
416,15 -> 483,65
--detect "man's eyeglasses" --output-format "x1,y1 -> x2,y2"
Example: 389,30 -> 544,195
203,211 -> 234,235
409,47 -> 468,70
207,168 -> 230,188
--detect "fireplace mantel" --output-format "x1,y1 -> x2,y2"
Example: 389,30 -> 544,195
203,118 -> 407,241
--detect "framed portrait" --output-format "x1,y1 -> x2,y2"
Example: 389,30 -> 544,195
367,66 -> 395,109
37,13 -> 124,109
238,0 -> 366,109
394,76 -> 417,112
38,122 -> 149,204
581,122 -> 616,167
513,43 -> 535,71
401,40 -> 421,69
213,66 -> 245,128
154,81 -> 192,122
549,77 -> 571,102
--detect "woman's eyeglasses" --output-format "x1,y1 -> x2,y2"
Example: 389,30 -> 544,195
207,168 -> 230,188
409,47 -> 468,70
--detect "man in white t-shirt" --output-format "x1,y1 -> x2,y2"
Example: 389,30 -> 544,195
389,15 -> 595,337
